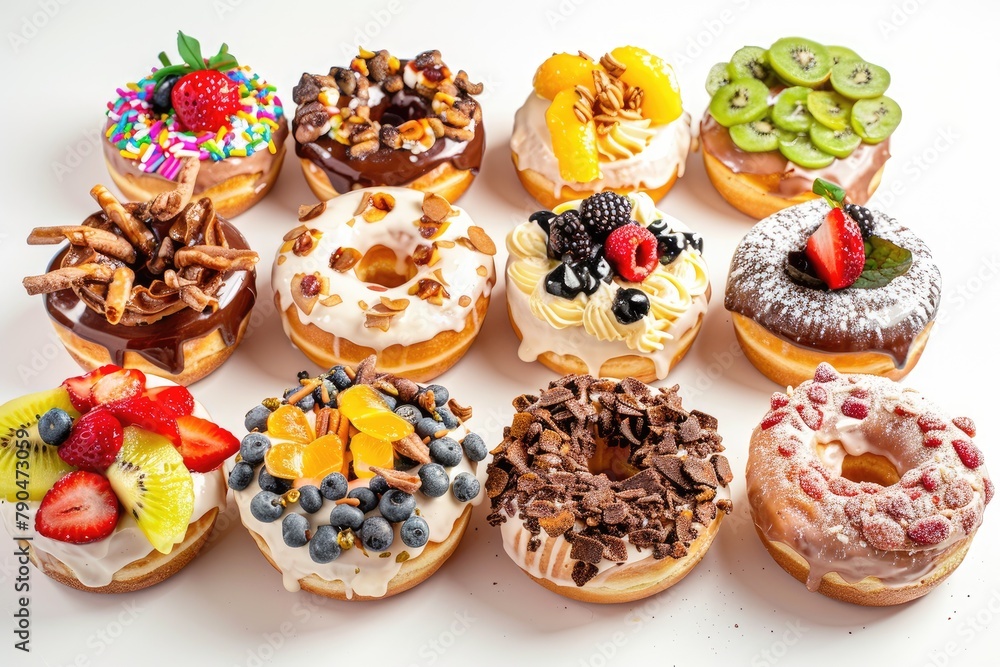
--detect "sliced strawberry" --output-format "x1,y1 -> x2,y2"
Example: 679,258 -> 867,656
146,385 -> 195,418
62,364 -> 120,412
603,224 -> 659,282
35,471 -> 120,544
106,396 -> 180,446
804,208 -> 865,289
175,415 -> 240,473
90,368 -> 146,406
58,408 -> 124,471
171,70 -> 240,132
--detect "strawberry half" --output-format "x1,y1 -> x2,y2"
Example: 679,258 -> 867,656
58,407 -> 124,471
146,385 -> 195,418
603,224 -> 659,282
62,365 -> 120,412
35,471 -> 120,544
805,208 -> 865,289
106,396 -> 180,446
171,70 -> 240,132
90,368 -> 146,406
175,415 -> 240,473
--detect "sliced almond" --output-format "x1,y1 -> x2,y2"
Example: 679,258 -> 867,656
379,296 -> 409,311
321,294 -> 342,307
392,433 -> 431,464
458,295 -> 471,307
330,247 -> 361,272
421,192 -> 453,222
476,265 -> 489,277
368,466 -> 422,494
298,202 -> 326,222
468,226 -> 496,255
283,224 -> 309,242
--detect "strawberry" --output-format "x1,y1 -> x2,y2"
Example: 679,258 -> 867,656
90,368 -> 146,406
62,364 -> 120,412
35,471 -> 120,544
804,207 -> 865,289
106,396 -> 180,446
175,415 -> 240,473
952,417 -> 976,437
171,70 -> 240,132
770,393 -> 789,410
760,410 -> 786,430
603,224 -> 659,282
58,408 -> 124,471
907,516 -> 951,546
952,439 -> 984,469
841,397 -> 868,419
146,385 -> 195,418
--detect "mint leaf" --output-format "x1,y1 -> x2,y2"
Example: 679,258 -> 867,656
812,178 -> 845,209
207,53 -> 239,71
176,31 -> 204,70
851,235 -> 912,289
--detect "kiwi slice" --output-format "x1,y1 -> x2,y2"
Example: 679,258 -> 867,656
730,117 -> 788,152
106,426 -> 194,554
778,135 -> 835,169
728,46 -> 771,82
772,86 -> 812,133
851,95 -> 902,144
809,124 -> 862,158
827,45 -> 862,66
831,59 -> 891,99
708,78 -> 770,127
768,37 -> 833,88
0,389 -> 77,501
807,91 -> 854,131
705,62 -> 732,95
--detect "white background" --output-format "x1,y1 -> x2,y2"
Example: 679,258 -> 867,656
1,0 -> 997,665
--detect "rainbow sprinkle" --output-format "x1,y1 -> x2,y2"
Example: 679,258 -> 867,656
106,67 -> 284,179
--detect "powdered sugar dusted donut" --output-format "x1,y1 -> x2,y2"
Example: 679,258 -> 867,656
747,363 -> 992,606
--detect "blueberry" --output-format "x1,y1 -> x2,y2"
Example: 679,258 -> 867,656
655,232 -> 686,265
436,406 -> 459,430
38,408 -> 72,446
281,513 -> 310,547
359,516 -> 394,551
424,384 -> 449,406
309,525 -> 342,563
452,473 -> 481,502
461,433 -> 487,462
240,432 -> 271,466
683,231 -> 704,254
418,463 -> 450,497
298,485 -> 323,513
416,417 -> 442,439
244,405 -> 272,433
151,74 -> 179,115
529,210 -> 556,234
348,487 -> 378,513
611,288 -> 650,325
378,392 -> 397,411
400,515 -> 430,548
297,370 -> 311,381
250,491 -> 285,522
312,379 -> 337,407
379,489 -> 416,523
228,461 -> 255,491
587,254 -> 613,284
258,468 -> 291,494
329,366 -> 352,390
284,386 -> 316,412
319,472 -> 348,500
394,404 -> 422,425
429,437 -> 462,467
545,262 -> 598,299
646,218 -> 669,236
329,504 -> 364,530
368,475 -> 390,496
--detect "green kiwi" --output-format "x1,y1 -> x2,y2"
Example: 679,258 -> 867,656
809,124 -> 863,158
728,46 -> 771,82
778,135 -> 835,169
768,37 -> 833,88
830,59 -> 891,99
772,86 -> 813,133
729,116 -> 789,152
708,78 -> 770,127
807,91 -> 854,131
0,389 -> 77,501
851,95 -> 902,144
705,62 -> 732,95
106,426 -> 194,554
827,45 -> 862,66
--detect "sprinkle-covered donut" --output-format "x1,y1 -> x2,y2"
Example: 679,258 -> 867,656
747,363 -> 992,606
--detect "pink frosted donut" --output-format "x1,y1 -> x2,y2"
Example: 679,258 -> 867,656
746,363 -> 992,606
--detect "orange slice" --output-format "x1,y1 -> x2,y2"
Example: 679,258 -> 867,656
610,46 -> 682,125
267,404 -> 314,444
533,52 -> 599,100
337,385 -> 414,441
349,432 -> 394,479
545,89 -> 600,183
265,434 -> 345,481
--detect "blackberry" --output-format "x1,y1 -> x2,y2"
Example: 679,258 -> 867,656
580,192 -> 633,240
546,211 -> 594,262
845,203 -> 876,238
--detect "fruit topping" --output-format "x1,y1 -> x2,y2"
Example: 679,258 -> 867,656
730,116 -> 787,152
35,471 -> 120,544
309,525 -> 342,563
400,515 -> 430,548
452,472 -> 481,502
813,363 -> 838,383
146,385 -> 196,419
907,515 -> 951,545
267,404 -> 315,444
106,396 -> 181,446
38,408 -> 73,446
808,124 -> 861,159
728,46 -> 771,82
805,207 -> 865,289
379,489 -> 416,522
709,78 -> 769,127
845,203 -> 876,238
58,407 -> 124,472
705,62 -> 731,95
761,411 -> 786,430
953,417 -> 977,437
250,490 -> 286,523
338,385 -> 414,442
152,32 -> 242,132
175,415 -> 240,473
851,96 -> 902,144
609,46 -> 682,125
841,397 -> 869,419
348,432 -> 393,479
777,135 -> 834,169
771,86 -> 812,133
831,59 -> 890,99
604,224 -> 658,282
281,512 -> 310,547
360,516 -> 394,551
952,439 -> 984,470
0,388 -> 79,501
62,365 -> 119,413
547,210 -> 594,261
265,433 -> 346,482
533,52 -> 600,99
151,74 -> 180,116
580,192 -> 633,241
807,91 -> 853,131
546,88 -> 600,183
611,288 -> 650,324
89,368 -> 146,407
768,37 -> 833,87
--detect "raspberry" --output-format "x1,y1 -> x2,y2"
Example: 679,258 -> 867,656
58,408 -> 124,471
777,441 -> 797,457
845,203 -> 876,238
894,404 -> 918,417
985,478 -> 994,505
952,439 -> 983,469
770,393 -> 790,410
603,224 -> 658,282
761,411 -> 787,430
579,192 -> 632,240
916,414 -> 946,433
807,385 -> 828,404
796,403 -> 823,431
952,416 -> 976,437
923,434 -> 943,448
841,397 -> 868,419
799,468 -> 825,500
547,211 -> 594,262
907,516 -> 951,546
813,363 -> 837,383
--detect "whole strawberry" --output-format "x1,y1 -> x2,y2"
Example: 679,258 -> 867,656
151,31 -> 241,132
58,407 -> 125,471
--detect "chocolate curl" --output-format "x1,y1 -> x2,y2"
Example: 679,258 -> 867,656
22,263 -> 113,295
173,246 -> 258,272
104,266 -> 135,325
90,185 -> 156,257
150,157 -> 199,221
27,226 -> 137,264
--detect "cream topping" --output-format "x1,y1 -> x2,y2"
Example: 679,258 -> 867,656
596,116 -> 656,161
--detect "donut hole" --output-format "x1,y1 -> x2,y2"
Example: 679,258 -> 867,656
376,92 -> 430,127
588,439 -> 639,481
840,452 -> 902,487
354,245 -> 417,288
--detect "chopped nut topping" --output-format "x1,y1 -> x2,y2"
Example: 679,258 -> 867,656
291,272 -> 323,315
329,246 -> 361,272
292,230 -> 321,257
368,466 -> 422,494
379,296 -> 409,311
321,294 -> 343,307
298,202 -> 327,222
476,265 -> 489,277
458,295 -> 472,307
412,243 -> 440,267
467,226 -> 496,256
409,278 -> 450,305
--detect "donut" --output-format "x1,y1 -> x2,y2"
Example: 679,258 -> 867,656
511,47 -> 690,209
0,367 -> 237,593
486,374 -> 732,603
292,48 -> 484,202
23,183 -> 258,386
227,356 -> 489,600
747,363 -> 993,606
273,187 -> 496,382
102,32 -> 287,218
725,194 -> 939,387
699,38 -> 897,218
506,191 -> 708,383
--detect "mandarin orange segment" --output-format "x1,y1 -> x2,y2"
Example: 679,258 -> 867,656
267,404 -> 314,444
349,432 -> 394,479
610,46 -> 682,125
265,441 -> 306,480
301,434 -> 346,480
533,52 -> 599,100
338,385 -> 415,441
545,89 -> 600,183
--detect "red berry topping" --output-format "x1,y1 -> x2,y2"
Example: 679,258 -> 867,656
828,477 -> 859,497
777,442 -> 796,457
924,434 -> 943,448
796,403 -> 823,431
894,404 -> 918,417
850,387 -> 869,399
35,471 -> 120,544
916,414 -> 947,433
952,439 -> 983,469
106,396 -> 180,446
171,70 -> 240,132
147,385 -> 195,418
807,385 -> 828,404
804,207 -> 865,289
90,368 -> 146,406
603,224 -> 658,282
58,408 -> 124,471
841,397 -> 869,419
952,417 -> 976,437
175,415 -> 240,473
61,364 -> 120,412
907,516 -> 951,546
920,469 -> 939,491
770,393 -> 790,410
985,478 -> 994,505
813,363 -> 838,383
761,411 -> 787,430
799,468 -> 826,500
